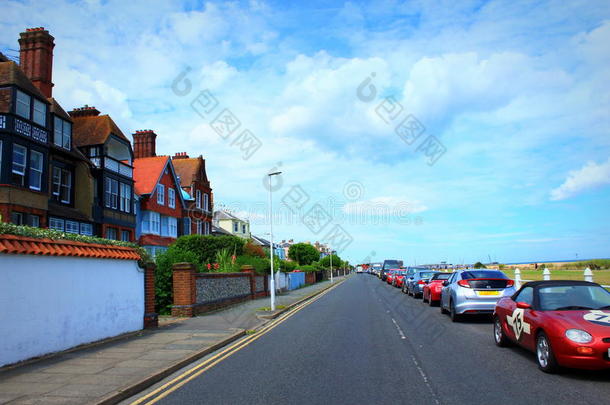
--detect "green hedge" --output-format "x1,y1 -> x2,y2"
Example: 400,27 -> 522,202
173,234 -> 245,268
154,246 -> 200,315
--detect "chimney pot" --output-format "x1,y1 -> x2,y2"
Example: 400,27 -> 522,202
133,130 -> 157,159
68,105 -> 100,118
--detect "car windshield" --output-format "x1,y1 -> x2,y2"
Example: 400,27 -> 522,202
418,272 -> 437,279
461,271 -> 507,279
432,273 -> 451,280
538,285 -> 610,311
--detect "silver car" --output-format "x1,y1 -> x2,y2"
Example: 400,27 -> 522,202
404,270 -> 441,298
440,269 -> 516,322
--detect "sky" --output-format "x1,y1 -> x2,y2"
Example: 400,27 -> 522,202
1,0 -> 609,265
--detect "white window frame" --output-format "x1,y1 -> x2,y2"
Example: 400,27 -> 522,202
27,214 -> 40,228
33,99 -> 46,126
168,217 -> 177,238
196,190 -> 201,209
28,150 -> 43,191
106,227 -> 117,240
12,144 -> 27,186
233,222 -> 238,233
168,188 -> 176,209
120,183 -> 131,213
150,211 -> 160,234
242,224 -> 246,234
161,216 -> 169,236
0,141 -> 2,178
80,223 -> 93,236
59,168 -> 71,204
204,221 -> 210,235
157,184 -> 165,205
204,193 -> 209,211
121,230 -> 131,242
66,220 -> 79,234
49,217 -> 65,231
62,120 -> 71,149
196,219 -> 202,235
183,217 -> 191,235
16,90 -> 30,119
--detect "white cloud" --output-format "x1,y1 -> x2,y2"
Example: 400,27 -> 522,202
550,158 -> 610,200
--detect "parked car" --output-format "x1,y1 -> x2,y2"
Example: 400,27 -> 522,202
423,272 -> 452,305
494,280 -> 610,373
394,270 -> 409,288
381,259 -> 403,280
356,265 -> 363,273
386,270 -> 398,285
371,263 -> 382,277
440,269 -> 516,322
405,270 -> 441,297
400,267 -> 418,293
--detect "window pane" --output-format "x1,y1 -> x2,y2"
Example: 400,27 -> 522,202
157,184 -> 165,204
16,90 -> 30,119
80,223 -> 93,236
52,166 -> 61,197
10,212 -> 24,225
60,169 -> 71,203
33,99 -> 46,126
66,220 -> 79,234
29,150 -> 43,190
62,121 -> 71,149
49,217 -> 64,231
12,145 -> 27,186
54,117 -> 63,146
27,214 -> 40,228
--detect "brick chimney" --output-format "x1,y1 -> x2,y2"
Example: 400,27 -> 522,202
19,27 -> 55,98
173,152 -> 190,159
133,130 -> 157,159
68,105 -> 101,118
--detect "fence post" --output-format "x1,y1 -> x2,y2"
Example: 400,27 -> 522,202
514,268 -> 521,289
583,267 -> 594,282
542,267 -> 551,281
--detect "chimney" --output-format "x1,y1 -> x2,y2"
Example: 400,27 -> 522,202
173,152 -> 190,159
133,130 -> 157,159
19,27 -> 55,98
68,105 -> 100,118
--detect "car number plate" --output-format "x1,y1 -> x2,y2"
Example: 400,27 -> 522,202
477,290 -> 500,296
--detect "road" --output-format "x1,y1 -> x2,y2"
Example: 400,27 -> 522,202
131,275 -> 610,405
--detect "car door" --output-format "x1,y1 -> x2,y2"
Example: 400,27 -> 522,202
505,286 -> 535,349
442,273 -> 456,309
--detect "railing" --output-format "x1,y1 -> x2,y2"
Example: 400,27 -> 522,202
90,156 -> 132,178
514,267 -> 610,289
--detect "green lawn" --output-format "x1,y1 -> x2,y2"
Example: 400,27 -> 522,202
502,269 -> 610,286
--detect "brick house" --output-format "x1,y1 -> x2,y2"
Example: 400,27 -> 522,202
171,152 -> 213,236
132,130 -> 186,256
0,27 -> 94,234
69,106 -> 136,240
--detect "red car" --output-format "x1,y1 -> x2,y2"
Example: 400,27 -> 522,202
422,272 -> 451,305
494,280 -> 610,373
385,270 -> 396,285
394,270 -> 408,288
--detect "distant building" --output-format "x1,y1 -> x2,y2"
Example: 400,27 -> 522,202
252,234 -> 286,260
213,210 -> 250,239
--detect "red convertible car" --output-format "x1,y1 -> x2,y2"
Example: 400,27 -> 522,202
422,272 -> 451,305
493,280 -> 610,373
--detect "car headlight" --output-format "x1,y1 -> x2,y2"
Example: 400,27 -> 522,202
565,329 -> 592,344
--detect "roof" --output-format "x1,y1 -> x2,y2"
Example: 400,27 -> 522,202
132,156 -> 169,195
0,234 -> 140,260
211,225 -> 232,236
251,235 -> 270,246
48,97 -> 72,121
0,60 -> 49,100
214,210 -> 247,222
172,156 -> 209,186
71,114 -> 130,147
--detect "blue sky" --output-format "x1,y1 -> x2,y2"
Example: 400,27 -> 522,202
2,0 -> 609,265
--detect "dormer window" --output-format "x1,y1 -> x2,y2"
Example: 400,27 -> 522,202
15,90 -> 47,126
53,117 -> 71,150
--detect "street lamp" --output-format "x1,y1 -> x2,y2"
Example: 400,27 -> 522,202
268,171 -> 282,311
330,248 -> 333,283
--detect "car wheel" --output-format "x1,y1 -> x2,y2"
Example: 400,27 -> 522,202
422,293 -> 428,303
429,297 -> 436,307
449,300 -> 460,322
536,332 -> 559,373
493,316 -> 510,347
440,300 -> 448,314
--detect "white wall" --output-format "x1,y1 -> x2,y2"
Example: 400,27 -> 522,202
0,255 -> 144,367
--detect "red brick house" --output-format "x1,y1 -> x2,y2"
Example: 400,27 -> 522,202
171,152 -> 213,236
132,130 -> 186,256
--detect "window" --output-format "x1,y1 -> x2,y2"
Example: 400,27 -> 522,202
106,227 -> 117,240
53,117 -> 72,149
0,141 -> 2,178
66,220 -> 79,234
26,214 -> 40,227
121,230 -> 131,242
204,221 -> 210,235
196,190 -> 201,208
515,287 -> 534,305
233,222 -> 238,233
183,217 -> 191,235
16,90 -> 30,119
161,216 -> 169,236
204,193 -> 209,211
168,217 -> 178,238
10,212 -> 24,225
33,99 -> 46,126
151,212 -> 160,234
242,224 -> 247,234
12,144 -> 27,186
29,150 -> 43,191
49,217 -> 65,231
168,188 -> 176,208
157,184 -> 165,205
80,223 -> 93,236
196,219 -> 202,235
120,183 -> 131,213
52,166 -> 72,204
105,178 -> 118,209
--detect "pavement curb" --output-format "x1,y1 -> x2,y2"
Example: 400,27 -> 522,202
94,329 -> 246,405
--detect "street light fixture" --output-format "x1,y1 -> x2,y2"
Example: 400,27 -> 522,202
330,247 -> 334,283
268,171 -> 282,311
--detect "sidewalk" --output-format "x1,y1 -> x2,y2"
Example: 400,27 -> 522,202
0,277 -> 347,405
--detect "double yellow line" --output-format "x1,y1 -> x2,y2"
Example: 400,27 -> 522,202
130,281 -> 343,404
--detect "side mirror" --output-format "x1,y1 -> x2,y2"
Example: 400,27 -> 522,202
442,280 -> 449,286
516,302 -> 531,309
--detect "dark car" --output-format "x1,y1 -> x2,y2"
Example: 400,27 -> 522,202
405,270 -> 441,298
381,259 -> 403,281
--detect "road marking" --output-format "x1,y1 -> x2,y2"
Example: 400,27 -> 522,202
410,355 -> 440,405
391,318 -> 407,340
130,281 -> 344,405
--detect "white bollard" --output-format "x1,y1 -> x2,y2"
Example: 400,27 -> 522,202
514,268 -> 521,289
583,267 -> 594,282
543,267 -> 551,281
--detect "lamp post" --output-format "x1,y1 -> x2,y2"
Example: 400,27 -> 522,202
330,248 -> 333,283
268,171 -> 282,311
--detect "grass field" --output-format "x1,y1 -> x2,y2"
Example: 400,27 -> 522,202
502,269 -> 610,286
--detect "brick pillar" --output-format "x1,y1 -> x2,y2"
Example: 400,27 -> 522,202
144,264 -> 158,328
171,262 -> 196,317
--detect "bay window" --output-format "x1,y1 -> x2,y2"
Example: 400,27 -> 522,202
29,150 -> 43,191
16,90 -> 30,119
52,166 -> 72,204
12,144 -> 27,186
33,99 -> 46,126
54,117 -> 72,149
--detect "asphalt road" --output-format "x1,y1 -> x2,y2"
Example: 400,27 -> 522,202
144,275 -> 610,405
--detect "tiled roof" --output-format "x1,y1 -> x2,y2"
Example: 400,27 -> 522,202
48,97 -> 72,121
0,60 -> 49,101
133,156 -> 169,195
172,157 -> 205,186
0,234 -> 140,260
71,113 -> 130,147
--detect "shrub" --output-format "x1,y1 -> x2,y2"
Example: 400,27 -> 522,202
244,241 -> 266,258
154,246 -> 200,315
288,243 -> 320,265
279,259 -> 297,272
173,235 -> 245,267
235,255 -> 270,275
298,265 -> 317,272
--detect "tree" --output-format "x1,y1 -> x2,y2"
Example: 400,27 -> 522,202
318,254 -> 342,269
288,243 -> 320,265
473,261 -> 487,269
173,235 -> 245,267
